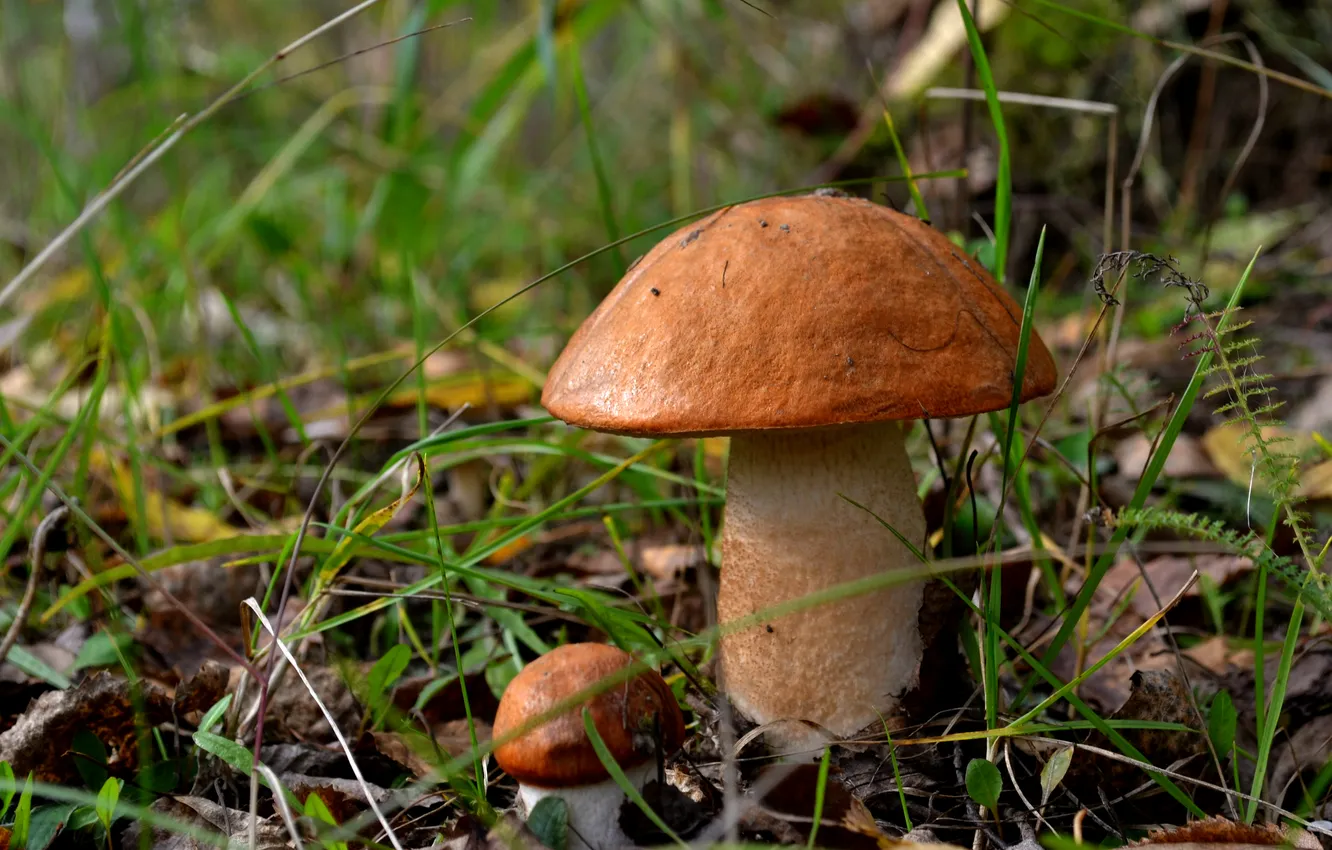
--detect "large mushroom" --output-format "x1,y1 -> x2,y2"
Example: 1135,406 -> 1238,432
492,643 -> 685,850
542,193 -> 1056,754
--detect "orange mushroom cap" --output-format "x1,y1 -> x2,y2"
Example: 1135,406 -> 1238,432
492,643 -> 686,788
543,193 -> 1057,437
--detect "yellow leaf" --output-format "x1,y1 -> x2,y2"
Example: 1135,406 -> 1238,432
386,372 -> 532,411
1200,422 -> 1303,490
313,453 -> 428,591
484,533 -> 532,565
1298,461 -> 1332,500
90,448 -> 241,543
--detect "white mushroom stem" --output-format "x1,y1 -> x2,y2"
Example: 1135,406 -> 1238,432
516,762 -> 655,850
716,420 -> 928,757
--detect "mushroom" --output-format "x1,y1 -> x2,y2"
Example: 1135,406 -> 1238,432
492,642 -> 686,850
541,193 -> 1057,755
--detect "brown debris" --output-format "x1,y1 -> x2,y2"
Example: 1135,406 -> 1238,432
438,812 -> 550,850
750,762 -> 893,850
1133,816 -> 1320,849
1226,638 -> 1332,803
282,773 -> 397,823
640,543 -> 709,582
1029,554 -> 1252,711
120,795 -> 289,850
261,664 -> 362,745
1182,637 -> 1255,678
136,557 -> 267,680
1108,669 -> 1207,762
393,671 -> 501,728
1266,714 -> 1332,816
1066,669 -> 1209,820
0,671 -> 172,783
1115,433 -> 1219,480
174,659 -> 231,716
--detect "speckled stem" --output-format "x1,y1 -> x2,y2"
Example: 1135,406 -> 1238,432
716,421 -> 928,756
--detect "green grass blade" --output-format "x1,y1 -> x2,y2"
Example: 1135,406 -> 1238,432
1247,591 -> 1304,822
944,577 -> 1207,818
568,36 -> 625,273
1030,251 -> 1258,699
867,62 -> 929,220
807,747 -> 832,849
985,227 -> 1047,730
581,707 -> 686,848
956,0 -> 1011,282
844,495 -> 1204,817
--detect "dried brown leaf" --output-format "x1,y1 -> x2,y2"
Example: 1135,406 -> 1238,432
173,660 -> 231,716
1133,816 -> 1319,849
640,544 -> 708,581
120,795 -> 288,850
0,671 -> 172,783
752,762 -> 889,850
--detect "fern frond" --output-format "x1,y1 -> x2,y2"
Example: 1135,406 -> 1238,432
1118,507 -> 1332,620
1249,402 -> 1287,418
1217,319 -> 1255,335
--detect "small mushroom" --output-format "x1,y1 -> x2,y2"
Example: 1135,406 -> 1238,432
541,194 -> 1057,755
492,643 -> 686,850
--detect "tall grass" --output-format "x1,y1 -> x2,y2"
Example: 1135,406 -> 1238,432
2,0 -> 1329,842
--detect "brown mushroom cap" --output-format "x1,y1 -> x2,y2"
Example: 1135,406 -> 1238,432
543,194 -> 1057,437
492,643 -> 686,788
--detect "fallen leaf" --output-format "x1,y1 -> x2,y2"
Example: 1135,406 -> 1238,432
1095,554 -> 1252,623
0,642 -> 76,686
138,561 -> 306,679
258,741 -> 407,788
432,718 -> 493,759
1115,433 -> 1218,479
173,660 -> 231,717
261,664 -> 361,745
1297,460 -> 1332,499
383,372 -> 534,412
753,762 -> 889,850
640,544 -> 708,581
1226,639 -> 1332,806
1201,422 -> 1312,492
1132,816 -> 1320,849
1265,714 -> 1332,811
619,778 -> 713,845
282,773 -> 398,822
0,671 -> 172,783
120,796 -> 288,850
1038,554 -> 1252,710
1067,669 -> 1208,819
371,730 -> 437,779
1182,637 -> 1254,677
1039,746 -> 1074,806
484,534 -> 533,565
90,448 -> 241,543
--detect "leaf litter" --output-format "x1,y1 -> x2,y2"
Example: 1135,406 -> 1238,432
5,4 -> 1332,849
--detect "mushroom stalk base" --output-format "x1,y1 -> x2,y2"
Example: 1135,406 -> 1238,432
517,762 -> 654,850
717,421 -> 928,756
